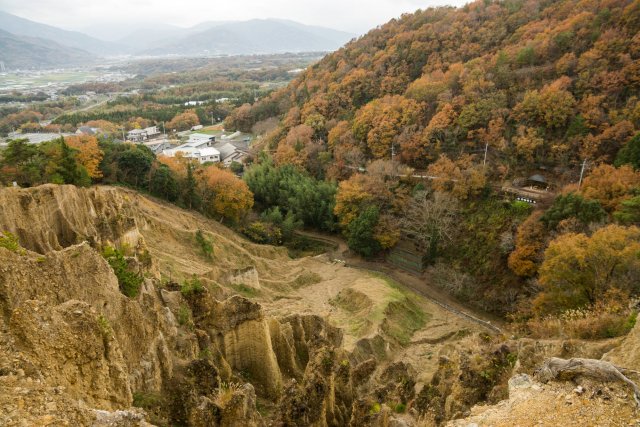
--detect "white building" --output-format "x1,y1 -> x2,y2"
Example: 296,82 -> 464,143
193,147 -> 221,164
162,135 -> 220,164
161,133 -> 250,165
127,126 -> 161,142
188,133 -> 215,144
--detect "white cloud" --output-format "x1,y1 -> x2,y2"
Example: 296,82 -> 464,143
0,0 -> 469,34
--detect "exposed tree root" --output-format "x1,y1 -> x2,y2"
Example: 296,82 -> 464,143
535,357 -> 640,406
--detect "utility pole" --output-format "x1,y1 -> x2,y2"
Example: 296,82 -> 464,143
390,143 -> 397,179
578,159 -> 588,188
211,112 -> 214,126
121,127 -> 126,142
483,142 -> 489,168
162,121 -> 166,136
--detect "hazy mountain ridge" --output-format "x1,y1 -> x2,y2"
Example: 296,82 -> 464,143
0,29 -> 94,69
0,11 -> 355,63
140,19 -> 355,55
0,11 -> 123,55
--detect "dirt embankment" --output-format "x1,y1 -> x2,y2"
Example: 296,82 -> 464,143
0,184 -> 638,426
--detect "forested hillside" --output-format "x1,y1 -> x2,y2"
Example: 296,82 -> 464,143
229,0 -> 639,172
229,0 -> 640,327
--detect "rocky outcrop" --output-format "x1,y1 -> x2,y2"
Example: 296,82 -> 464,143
0,185 -> 146,254
3,184 -> 637,426
214,297 -> 283,399
0,238 -> 356,425
0,243 -> 178,396
447,372 -> 640,426
223,267 -> 261,289
414,339 -> 515,424
0,185 -> 363,425
603,321 -> 640,371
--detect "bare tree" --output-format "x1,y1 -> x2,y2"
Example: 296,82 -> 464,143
400,191 -> 459,263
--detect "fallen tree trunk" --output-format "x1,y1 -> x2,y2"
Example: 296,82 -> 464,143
535,357 -> 640,405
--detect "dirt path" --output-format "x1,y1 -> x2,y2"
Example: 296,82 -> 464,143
295,230 -> 505,334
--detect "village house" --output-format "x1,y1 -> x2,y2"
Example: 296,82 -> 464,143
75,126 -> 100,136
126,126 -> 161,142
214,141 -> 248,166
161,132 -> 249,165
187,133 -> 216,145
162,134 -> 219,163
143,139 -> 172,155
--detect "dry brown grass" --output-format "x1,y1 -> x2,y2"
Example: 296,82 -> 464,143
526,308 -> 637,340
213,382 -> 243,408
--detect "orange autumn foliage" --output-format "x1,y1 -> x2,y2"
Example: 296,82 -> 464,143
581,164 -> 640,211
199,167 -> 253,222
64,135 -> 104,179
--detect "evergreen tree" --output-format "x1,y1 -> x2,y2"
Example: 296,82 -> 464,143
541,193 -> 607,230
183,162 -> 200,210
116,147 -> 153,187
58,138 -> 83,185
149,164 -> 179,202
615,133 -> 640,170
613,196 -> 640,225
347,206 -> 381,258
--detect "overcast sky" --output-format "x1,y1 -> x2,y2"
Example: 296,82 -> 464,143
0,0 -> 468,36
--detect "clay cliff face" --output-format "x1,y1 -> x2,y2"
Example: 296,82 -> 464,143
1,184 -> 638,427
0,185 -> 401,426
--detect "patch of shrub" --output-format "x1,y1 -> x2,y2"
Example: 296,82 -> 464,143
102,246 -> 143,298
0,231 -> 21,253
511,200 -> 533,216
292,271 -> 322,288
285,235 -> 333,258
177,304 -> 192,327
527,309 -> 637,339
96,315 -> 113,341
242,221 -> 282,245
195,229 -> 214,260
132,391 -> 164,409
369,402 -> 381,415
181,276 -> 205,297
214,382 -> 242,408
230,283 -> 260,298
394,403 -> 406,413
526,291 -> 638,339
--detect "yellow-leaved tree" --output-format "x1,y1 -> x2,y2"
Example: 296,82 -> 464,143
581,164 -> 640,211
64,135 -> 104,179
426,154 -> 486,200
199,167 -> 253,223
534,225 -> 640,314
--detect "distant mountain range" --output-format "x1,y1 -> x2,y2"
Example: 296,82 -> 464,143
0,11 -> 123,56
137,19 -> 355,55
0,11 -> 355,69
0,29 -> 93,69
